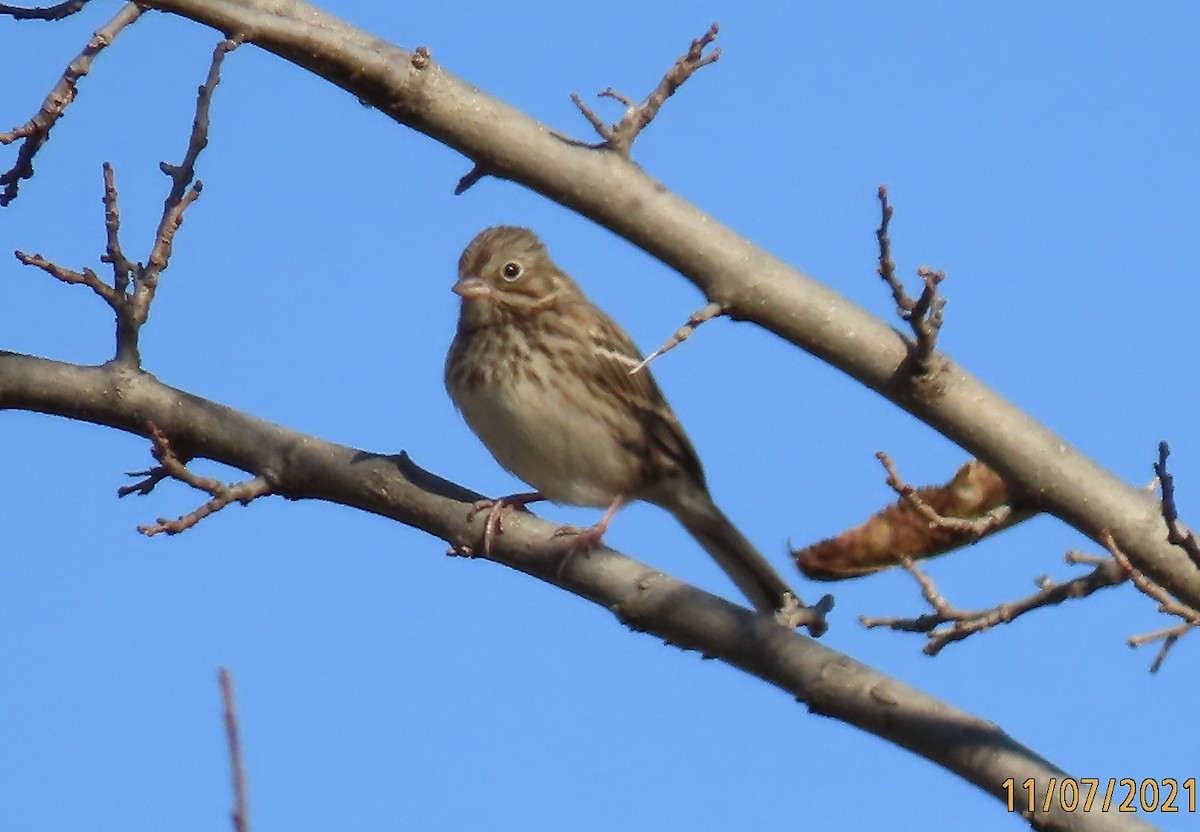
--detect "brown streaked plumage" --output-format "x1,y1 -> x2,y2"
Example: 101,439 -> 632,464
445,225 -> 799,617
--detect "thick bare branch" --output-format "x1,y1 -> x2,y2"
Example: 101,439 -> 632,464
0,350 -> 1155,832
107,0 -> 1200,618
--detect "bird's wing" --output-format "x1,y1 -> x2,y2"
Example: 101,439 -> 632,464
566,301 -> 708,490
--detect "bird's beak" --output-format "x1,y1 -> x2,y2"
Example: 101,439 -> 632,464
452,276 -> 491,299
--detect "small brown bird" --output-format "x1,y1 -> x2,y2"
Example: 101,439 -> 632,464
445,226 -> 799,617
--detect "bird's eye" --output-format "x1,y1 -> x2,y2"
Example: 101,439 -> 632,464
501,261 -> 523,281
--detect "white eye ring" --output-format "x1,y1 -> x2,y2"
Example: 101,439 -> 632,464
501,261 -> 523,281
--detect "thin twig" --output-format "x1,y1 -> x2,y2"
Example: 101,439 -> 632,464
454,163 -> 489,195
1103,531 -> 1200,623
218,668 -> 250,832
877,452 -> 1010,537
12,38 -> 234,366
874,186 -> 946,375
13,250 -> 116,300
0,0 -> 89,21
1128,623 -> 1190,674
99,161 -> 136,293
571,23 -> 720,155
1154,441 -> 1200,569
629,300 -> 723,375
1102,530 -> 1199,672
136,423 -> 271,536
861,553 -> 1128,655
1,3 -> 141,204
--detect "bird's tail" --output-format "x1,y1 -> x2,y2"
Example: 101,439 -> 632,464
671,493 -> 798,616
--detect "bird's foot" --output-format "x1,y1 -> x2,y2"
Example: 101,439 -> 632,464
551,520 -> 608,579
552,520 -> 607,553
468,491 -> 543,555
552,494 -> 627,577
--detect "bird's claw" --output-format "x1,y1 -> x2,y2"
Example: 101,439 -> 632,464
552,522 -> 606,551
467,492 -> 544,556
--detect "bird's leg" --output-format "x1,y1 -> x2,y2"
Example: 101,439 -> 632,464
553,494 -> 626,554
469,491 -> 544,555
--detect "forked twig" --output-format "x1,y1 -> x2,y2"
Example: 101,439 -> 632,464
875,186 -> 946,375
134,422 -> 271,536
860,553 -> 1128,655
12,38 -> 236,365
570,23 -> 720,156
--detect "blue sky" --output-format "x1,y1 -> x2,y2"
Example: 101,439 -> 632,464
2,2 -> 1197,830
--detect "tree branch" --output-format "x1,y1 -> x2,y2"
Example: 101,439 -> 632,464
218,668 -> 250,832
0,2 -> 140,204
101,0 -> 1200,617
0,350 -> 1157,832
0,0 -> 90,23
859,553 -> 1129,655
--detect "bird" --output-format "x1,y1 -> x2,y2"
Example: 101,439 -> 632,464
444,225 -> 801,619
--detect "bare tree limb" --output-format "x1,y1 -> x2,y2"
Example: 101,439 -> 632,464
83,0 -> 1200,618
0,9 -> 1172,828
11,36 -> 232,366
0,350 -> 1157,832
